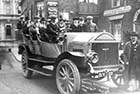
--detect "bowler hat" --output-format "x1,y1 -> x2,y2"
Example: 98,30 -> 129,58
130,32 -> 138,36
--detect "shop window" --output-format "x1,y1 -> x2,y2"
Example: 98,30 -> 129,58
5,24 -> 12,39
111,20 -> 122,41
112,0 -> 120,8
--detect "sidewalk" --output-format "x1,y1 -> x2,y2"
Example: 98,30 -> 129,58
11,45 -> 21,62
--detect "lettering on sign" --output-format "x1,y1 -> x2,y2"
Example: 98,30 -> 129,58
104,5 -> 132,16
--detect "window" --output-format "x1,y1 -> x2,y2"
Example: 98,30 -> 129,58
112,0 -> 120,7
5,24 -> 12,39
3,0 -> 12,14
110,20 -> 122,41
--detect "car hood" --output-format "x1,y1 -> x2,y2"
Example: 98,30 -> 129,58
65,32 -> 119,43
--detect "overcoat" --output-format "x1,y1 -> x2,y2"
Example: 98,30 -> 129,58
122,40 -> 140,81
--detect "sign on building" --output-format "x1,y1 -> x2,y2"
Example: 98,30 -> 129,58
47,1 -> 58,18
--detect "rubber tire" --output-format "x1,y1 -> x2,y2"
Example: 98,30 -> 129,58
22,49 -> 33,79
56,59 -> 81,94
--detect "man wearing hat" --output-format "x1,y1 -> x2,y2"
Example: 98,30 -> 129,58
47,16 -> 59,42
121,32 -> 140,91
69,17 -> 80,32
84,16 -> 98,32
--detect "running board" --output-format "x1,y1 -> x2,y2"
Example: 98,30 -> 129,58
28,67 -> 53,76
28,58 -> 55,64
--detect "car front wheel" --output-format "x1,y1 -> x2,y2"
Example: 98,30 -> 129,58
56,59 -> 80,94
22,49 -> 33,78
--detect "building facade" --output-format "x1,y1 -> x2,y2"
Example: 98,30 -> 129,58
0,0 -> 20,46
98,0 -> 140,43
19,0 -> 99,23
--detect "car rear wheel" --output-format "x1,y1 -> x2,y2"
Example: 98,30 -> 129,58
56,59 -> 80,94
22,49 -> 33,78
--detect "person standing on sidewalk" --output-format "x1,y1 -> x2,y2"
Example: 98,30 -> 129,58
121,32 -> 140,91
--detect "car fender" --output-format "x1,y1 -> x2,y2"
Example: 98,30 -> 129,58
55,51 -> 86,70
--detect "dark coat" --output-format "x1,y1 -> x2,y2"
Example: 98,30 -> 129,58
47,23 -> 59,36
17,20 -> 24,29
69,24 -> 81,32
84,22 -> 98,32
122,40 -> 140,80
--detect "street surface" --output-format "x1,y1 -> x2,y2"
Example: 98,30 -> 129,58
0,50 -> 60,94
0,49 -> 140,94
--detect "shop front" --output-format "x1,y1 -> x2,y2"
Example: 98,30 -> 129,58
103,5 -> 132,42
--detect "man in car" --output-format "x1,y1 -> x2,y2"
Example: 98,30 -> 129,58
121,32 -> 140,91
84,16 -> 98,32
69,17 -> 80,32
47,16 -> 59,43
78,16 -> 85,32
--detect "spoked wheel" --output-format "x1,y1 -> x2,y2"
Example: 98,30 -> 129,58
22,49 -> 33,78
112,73 -> 125,86
112,68 -> 128,88
56,59 -> 80,94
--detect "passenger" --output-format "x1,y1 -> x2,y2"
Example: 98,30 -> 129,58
39,17 -> 49,42
16,15 -> 25,40
17,15 -> 24,30
65,20 -> 71,32
22,16 -> 30,35
121,32 -> 140,91
47,16 -> 59,43
79,17 -> 85,32
58,19 -> 66,32
39,17 -> 47,29
69,17 -> 80,32
29,16 -> 41,55
29,16 -> 40,40
84,16 -> 98,32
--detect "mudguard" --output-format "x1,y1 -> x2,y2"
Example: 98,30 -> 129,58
55,51 -> 87,68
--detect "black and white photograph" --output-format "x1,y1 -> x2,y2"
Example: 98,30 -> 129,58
1,0 -> 140,94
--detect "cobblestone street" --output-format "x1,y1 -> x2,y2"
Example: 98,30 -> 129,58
0,50 -> 59,94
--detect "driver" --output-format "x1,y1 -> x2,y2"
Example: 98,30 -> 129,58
47,16 -> 60,43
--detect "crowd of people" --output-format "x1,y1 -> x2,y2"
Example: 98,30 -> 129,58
16,15 -> 98,42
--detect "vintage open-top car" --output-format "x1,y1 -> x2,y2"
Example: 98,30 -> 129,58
18,31 -> 125,94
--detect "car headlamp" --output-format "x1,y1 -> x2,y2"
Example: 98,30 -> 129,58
86,51 -> 99,64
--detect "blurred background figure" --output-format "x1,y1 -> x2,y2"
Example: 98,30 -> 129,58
84,16 -> 98,32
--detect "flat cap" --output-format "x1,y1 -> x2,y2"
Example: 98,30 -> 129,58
86,16 -> 93,20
